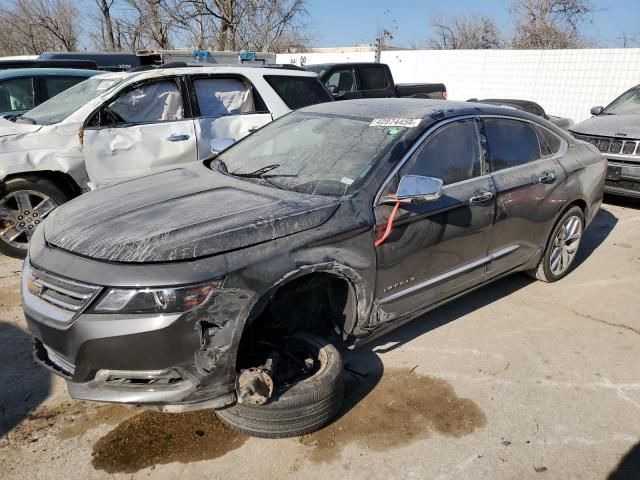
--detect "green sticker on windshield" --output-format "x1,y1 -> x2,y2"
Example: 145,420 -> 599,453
387,128 -> 402,136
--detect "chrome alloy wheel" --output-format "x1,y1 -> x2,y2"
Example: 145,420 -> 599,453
549,215 -> 583,276
0,190 -> 58,250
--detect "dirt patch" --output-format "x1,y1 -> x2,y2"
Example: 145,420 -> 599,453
91,410 -> 247,473
300,368 -> 486,462
0,286 -> 21,310
7,401 -> 135,444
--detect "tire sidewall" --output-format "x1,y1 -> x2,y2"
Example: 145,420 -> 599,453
541,206 -> 584,282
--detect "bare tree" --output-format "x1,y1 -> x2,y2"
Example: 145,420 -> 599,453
0,0 -> 81,55
430,14 -> 504,49
95,0 -> 117,51
510,0 -> 593,49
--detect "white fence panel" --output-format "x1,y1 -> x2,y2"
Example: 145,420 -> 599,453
278,48 -> 640,123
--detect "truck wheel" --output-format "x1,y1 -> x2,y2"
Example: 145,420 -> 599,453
215,333 -> 344,438
528,206 -> 584,282
0,177 -> 68,259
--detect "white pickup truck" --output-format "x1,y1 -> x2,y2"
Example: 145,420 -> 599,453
0,64 -> 332,257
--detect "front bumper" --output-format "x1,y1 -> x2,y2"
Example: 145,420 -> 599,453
22,257 -> 245,410
603,157 -> 640,198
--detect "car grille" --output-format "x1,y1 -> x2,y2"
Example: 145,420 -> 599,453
605,179 -> 640,192
573,134 -> 640,156
27,265 -> 101,316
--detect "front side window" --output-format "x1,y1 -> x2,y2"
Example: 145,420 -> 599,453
0,78 -> 33,112
216,111 -> 411,196
359,66 -> 390,90
401,119 -> 482,185
484,118 -> 540,171
103,80 -> 184,125
193,77 -> 256,117
264,75 -> 333,110
44,76 -> 86,99
324,68 -> 357,96
602,86 -> 640,115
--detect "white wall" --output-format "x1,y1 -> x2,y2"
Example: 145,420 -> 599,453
278,48 -> 640,123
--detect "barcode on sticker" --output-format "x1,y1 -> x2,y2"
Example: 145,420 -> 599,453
370,118 -> 421,128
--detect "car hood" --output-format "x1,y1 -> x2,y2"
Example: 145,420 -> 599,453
571,115 -> 640,139
44,166 -> 340,263
0,116 -> 42,136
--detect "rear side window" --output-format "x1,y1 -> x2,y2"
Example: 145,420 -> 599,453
484,118 -> 540,171
0,77 -> 34,112
534,124 -> 562,156
359,66 -> 390,90
402,119 -> 482,185
193,77 -> 256,117
44,77 -> 85,99
264,75 -> 332,110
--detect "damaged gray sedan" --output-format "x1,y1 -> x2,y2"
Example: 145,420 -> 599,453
22,99 -> 605,437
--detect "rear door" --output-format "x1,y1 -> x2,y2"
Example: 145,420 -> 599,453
482,117 -> 568,276
373,118 -> 496,324
83,76 -> 197,187
189,75 -> 273,160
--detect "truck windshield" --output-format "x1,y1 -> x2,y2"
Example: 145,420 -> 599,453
216,111 -> 410,196
602,86 -> 640,115
18,77 -> 123,125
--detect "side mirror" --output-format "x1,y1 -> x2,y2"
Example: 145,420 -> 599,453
327,85 -> 339,96
590,106 -> 604,116
382,175 -> 443,204
210,137 -> 235,155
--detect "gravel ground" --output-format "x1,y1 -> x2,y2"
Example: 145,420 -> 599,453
1,197 -> 639,480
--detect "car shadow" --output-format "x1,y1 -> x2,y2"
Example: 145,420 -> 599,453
604,193 -> 640,209
0,320 -> 51,438
608,440 -> 640,480
333,205 -> 617,421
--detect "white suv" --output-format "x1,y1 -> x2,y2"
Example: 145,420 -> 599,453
0,64 -> 332,257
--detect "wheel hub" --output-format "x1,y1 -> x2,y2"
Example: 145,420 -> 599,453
0,190 -> 57,250
549,215 -> 583,276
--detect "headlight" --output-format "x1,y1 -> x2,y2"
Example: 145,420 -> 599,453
89,280 -> 223,314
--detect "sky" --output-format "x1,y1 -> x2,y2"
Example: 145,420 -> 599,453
304,0 -> 640,48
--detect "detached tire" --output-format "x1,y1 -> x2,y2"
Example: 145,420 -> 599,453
528,206 -> 585,282
0,176 -> 69,259
215,333 -> 344,438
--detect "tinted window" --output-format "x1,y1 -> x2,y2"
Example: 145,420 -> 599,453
264,75 -> 332,110
193,77 -> 256,117
324,68 -> 357,96
484,118 -> 540,171
535,125 -> 562,156
44,76 -> 85,99
359,66 -> 390,90
103,80 -> 183,125
0,77 -> 33,112
403,119 -> 482,185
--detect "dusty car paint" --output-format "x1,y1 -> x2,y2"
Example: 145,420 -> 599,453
22,99 -> 605,411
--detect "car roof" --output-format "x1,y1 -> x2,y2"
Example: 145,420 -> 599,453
0,68 -> 100,79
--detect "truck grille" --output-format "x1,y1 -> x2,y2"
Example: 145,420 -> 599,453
573,134 -> 640,156
26,264 -> 101,317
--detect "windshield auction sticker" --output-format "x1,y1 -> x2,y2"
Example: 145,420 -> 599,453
370,118 -> 421,128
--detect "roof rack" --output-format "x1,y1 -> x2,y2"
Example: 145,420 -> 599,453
127,62 -> 308,73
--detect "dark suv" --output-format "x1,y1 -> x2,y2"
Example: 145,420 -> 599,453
22,99 -> 605,437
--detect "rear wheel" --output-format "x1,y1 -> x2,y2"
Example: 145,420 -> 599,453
528,206 -> 584,282
215,333 -> 344,438
0,177 -> 68,258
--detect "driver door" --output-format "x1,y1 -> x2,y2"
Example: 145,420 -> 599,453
372,118 -> 496,325
83,77 -> 197,188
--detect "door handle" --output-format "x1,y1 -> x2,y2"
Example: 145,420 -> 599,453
538,171 -> 557,184
469,190 -> 494,204
166,134 -> 190,142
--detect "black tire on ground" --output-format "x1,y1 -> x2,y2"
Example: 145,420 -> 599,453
528,206 -> 585,283
215,333 -> 344,439
0,176 -> 69,259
